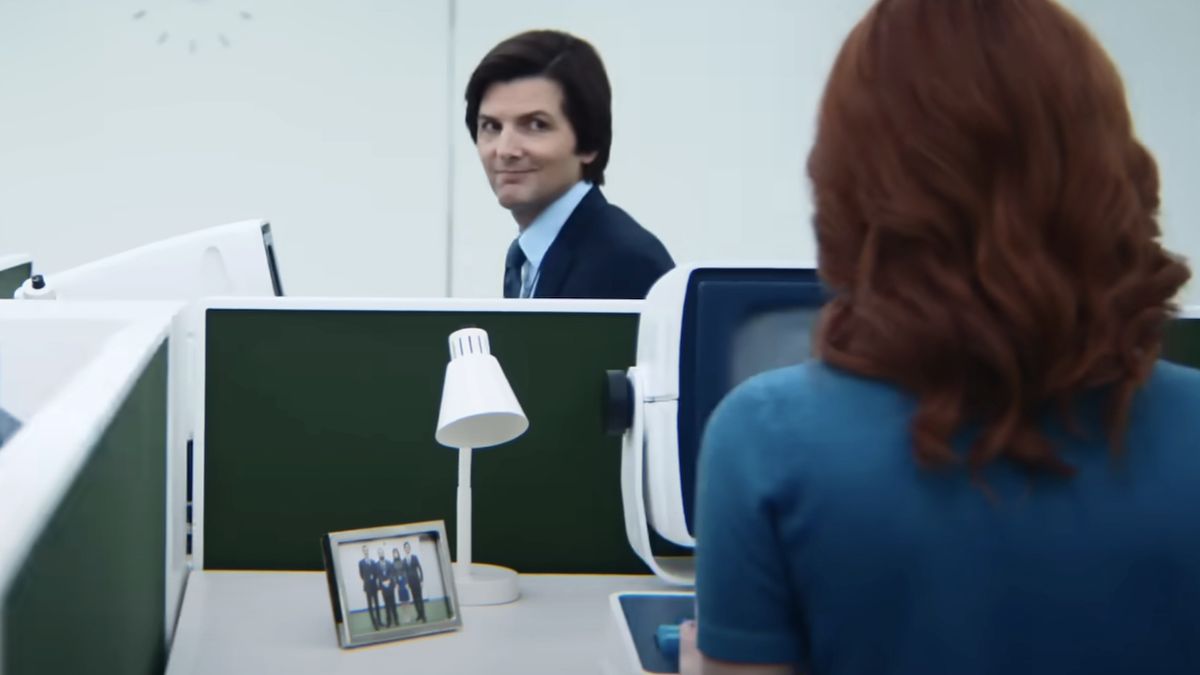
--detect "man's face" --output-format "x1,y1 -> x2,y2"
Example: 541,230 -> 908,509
476,77 -> 597,227
362,545 -> 369,558
403,542 -> 411,554
377,548 -> 385,559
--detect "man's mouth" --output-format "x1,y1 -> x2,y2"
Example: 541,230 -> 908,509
496,170 -> 535,184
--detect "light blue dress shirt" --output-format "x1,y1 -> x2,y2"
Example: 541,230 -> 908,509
516,180 -> 592,298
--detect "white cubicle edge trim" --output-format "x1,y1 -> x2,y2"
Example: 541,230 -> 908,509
0,299 -> 179,322
607,590 -> 697,675
190,296 -> 643,570
0,253 -> 32,272
198,296 -> 643,313
622,367 -> 695,586
0,300 -> 191,629
0,301 -> 189,642
31,220 -> 275,302
0,302 -> 180,663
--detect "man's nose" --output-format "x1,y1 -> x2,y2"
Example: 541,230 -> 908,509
496,128 -> 523,160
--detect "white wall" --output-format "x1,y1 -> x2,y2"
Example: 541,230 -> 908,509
0,0 -> 450,297
1,1 -> 1196,301
1060,0 -> 1200,300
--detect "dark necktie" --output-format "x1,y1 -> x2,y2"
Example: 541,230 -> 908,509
503,239 -> 525,299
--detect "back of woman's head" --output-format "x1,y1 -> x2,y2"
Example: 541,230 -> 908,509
808,0 -> 1190,474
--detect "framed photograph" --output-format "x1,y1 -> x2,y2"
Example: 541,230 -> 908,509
322,520 -> 462,648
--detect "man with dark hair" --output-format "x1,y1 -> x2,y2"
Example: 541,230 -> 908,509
465,29 -> 674,300
402,541 -> 427,623
391,547 -> 410,608
377,547 -> 399,627
358,544 -> 382,630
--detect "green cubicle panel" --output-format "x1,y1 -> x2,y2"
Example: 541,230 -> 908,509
2,346 -> 168,675
203,309 -> 651,573
1162,316 -> 1200,368
0,261 -> 31,299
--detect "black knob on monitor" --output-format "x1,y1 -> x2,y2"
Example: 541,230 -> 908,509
30,274 -> 45,290
603,370 -> 633,436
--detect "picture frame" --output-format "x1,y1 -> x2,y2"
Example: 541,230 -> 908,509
322,520 -> 462,648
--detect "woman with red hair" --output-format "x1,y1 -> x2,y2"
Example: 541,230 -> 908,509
684,1 -> 1197,674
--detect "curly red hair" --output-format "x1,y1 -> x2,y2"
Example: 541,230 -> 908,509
809,0 -> 1190,474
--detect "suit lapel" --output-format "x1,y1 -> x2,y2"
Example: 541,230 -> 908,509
533,187 -> 605,298
534,242 -> 573,299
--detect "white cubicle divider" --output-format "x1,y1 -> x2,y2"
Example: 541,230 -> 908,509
11,220 -> 280,302
9,221 -> 285,519
0,301 -> 189,660
0,254 -> 31,276
0,254 -> 32,302
0,302 -> 146,422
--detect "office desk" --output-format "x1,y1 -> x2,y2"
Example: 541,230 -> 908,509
165,571 -> 671,675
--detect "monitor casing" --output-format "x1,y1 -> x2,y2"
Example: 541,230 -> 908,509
13,219 -> 282,300
620,262 -> 825,585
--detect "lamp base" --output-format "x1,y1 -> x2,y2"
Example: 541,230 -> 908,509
453,562 -> 520,606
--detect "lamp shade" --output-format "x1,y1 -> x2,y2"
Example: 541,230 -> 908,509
435,328 -> 528,449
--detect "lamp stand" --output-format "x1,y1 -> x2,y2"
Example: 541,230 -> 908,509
453,446 -> 520,605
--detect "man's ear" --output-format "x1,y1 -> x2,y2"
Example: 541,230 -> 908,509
578,150 -> 599,165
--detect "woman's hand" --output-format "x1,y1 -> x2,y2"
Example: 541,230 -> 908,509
678,620 -> 701,675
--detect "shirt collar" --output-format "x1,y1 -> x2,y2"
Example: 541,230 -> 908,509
518,181 -> 592,270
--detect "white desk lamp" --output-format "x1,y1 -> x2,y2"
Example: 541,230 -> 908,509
434,327 -> 528,605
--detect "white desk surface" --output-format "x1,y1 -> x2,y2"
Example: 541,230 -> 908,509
165,570 -> 672,675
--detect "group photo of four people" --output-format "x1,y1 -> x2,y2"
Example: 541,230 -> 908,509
357,540 -> 426,631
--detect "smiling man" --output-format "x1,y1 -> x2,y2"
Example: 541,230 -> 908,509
465,30 -> 675,299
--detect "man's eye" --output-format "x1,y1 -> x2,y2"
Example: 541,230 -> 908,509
479,120 -> 499,133
529,118 -> 549,131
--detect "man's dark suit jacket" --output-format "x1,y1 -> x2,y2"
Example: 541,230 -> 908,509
404,555 -> 423,586
359,557 -> 377,592
517,187 -> 675,300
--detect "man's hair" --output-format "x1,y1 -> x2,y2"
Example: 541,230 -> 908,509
808,0 -> 1189,475
464,29 -> 612,186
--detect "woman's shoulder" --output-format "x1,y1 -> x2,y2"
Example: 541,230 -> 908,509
1148,360 -> 1200,391
708,360 -> 910,446
721,361 -> 903,414
1132,360 -> 1200,424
